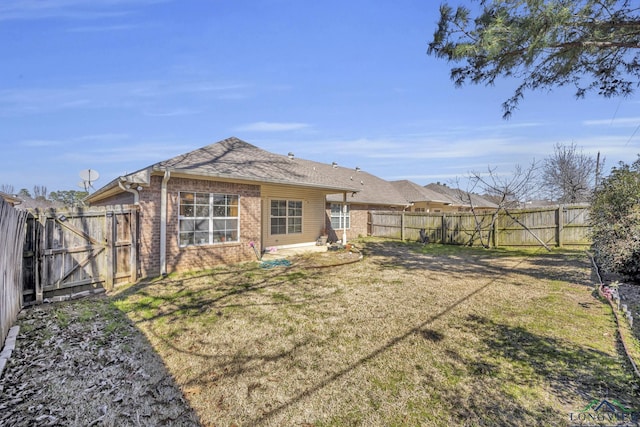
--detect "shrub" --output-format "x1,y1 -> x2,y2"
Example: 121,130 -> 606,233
590,157 -> 640,283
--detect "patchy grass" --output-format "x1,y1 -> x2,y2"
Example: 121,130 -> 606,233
112,238 -> 640,426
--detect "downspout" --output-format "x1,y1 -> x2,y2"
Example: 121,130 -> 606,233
342,192 -> 347,244
118,180 -> 140,204
160,169 -> 171,276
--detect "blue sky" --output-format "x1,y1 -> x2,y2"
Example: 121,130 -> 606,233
1,0 -> 638,194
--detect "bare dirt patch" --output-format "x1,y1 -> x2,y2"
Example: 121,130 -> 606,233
0,296 -> 199,427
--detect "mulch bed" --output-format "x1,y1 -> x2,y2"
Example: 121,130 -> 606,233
0,296 -> 200,427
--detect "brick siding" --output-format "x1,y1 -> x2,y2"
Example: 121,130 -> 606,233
91,176 -> 261,277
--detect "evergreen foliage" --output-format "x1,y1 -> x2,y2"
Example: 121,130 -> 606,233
428,0 -> 640,118
49,190 -> 89,206
590,157 -> 640,283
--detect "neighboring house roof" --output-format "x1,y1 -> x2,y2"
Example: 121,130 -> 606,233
87,137 -> 408,205
324,168 -> 409,207
389,180 -> 455,205
425,183 -> 498,209
0,193 -> 65,210
0,192 -> 22,206
15,197 -> 65,210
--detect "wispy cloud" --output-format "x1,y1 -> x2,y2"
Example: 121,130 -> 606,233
583,117 -> 640,127
302,134 -> 539,161
20,139 -> 63,148
56,139 -> 195,166
235,121 -> 312,132
0,0 -> 168,21
143,108 -> 200,117
66,23 -> 144,32
0,80 -> 249,116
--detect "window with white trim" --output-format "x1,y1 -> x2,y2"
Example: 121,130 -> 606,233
271,200 -> 302,235
179,192 -> 239,246
330,203 -> 350,229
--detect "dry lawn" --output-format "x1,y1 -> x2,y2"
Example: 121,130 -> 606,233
111,239 -> 640,426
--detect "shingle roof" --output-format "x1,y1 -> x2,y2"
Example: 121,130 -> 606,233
0,192 -> 21,206
87,137 -> 408,206
425,183 -> 498,209
389,180 -> 455,204
322,165 -> 409,206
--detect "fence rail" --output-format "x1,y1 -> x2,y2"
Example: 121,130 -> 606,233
0,198 -> 28,348
369,205 -> 591,248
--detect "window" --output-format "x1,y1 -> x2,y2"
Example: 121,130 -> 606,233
179,192 -> 239,246
330,203 -> 350,229
271,200 -> 302,235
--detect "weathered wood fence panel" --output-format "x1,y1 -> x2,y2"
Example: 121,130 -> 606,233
369,205 -> 591,247
495,209 -> 558,247
561,206 -> 591,246
23,205 -> 139,305
403,214 -> 444,243
370,211 -> 403,239
443,213 -> 493,246
0,198 -> 28,347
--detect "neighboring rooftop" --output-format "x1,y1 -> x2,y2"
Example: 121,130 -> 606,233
425,183 -> 498,209
0,192 -> 22,207
0,193 -> 65,210
389,180 -> 455,205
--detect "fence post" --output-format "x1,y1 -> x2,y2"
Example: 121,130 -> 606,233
36,214 -> 47,304
557,205 -> 564,248
401,211 -> 405,241
104,211 -> 114,291
441,214 -> 446,244
130,208 -> 139,283
492,215 -> 498,248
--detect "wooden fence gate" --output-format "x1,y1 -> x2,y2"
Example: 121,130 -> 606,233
22,205 -> 139,305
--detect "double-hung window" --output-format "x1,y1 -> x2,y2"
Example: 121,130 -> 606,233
330,203 -> 350,229
179,192 -> 239,246
270,200 -> 302,235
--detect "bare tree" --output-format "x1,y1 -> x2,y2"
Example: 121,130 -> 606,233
33,185 -> 48,200
455,161 -> 545,249
541,143 -> 599,203
0,184 -> 14,194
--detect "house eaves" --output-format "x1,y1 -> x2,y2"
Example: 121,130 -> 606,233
154,167 -> 360,193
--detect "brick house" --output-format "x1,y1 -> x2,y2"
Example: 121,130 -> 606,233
86,137 -> 408,277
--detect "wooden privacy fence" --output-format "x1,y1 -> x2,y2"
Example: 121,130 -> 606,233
23,205 -> 139,305
0,198 -> 28,348
369,205 -> 591,248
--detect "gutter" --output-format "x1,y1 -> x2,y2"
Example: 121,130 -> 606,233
342,192 -> 348,244
160,169 -> 171,276
118,178 -> 140,204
